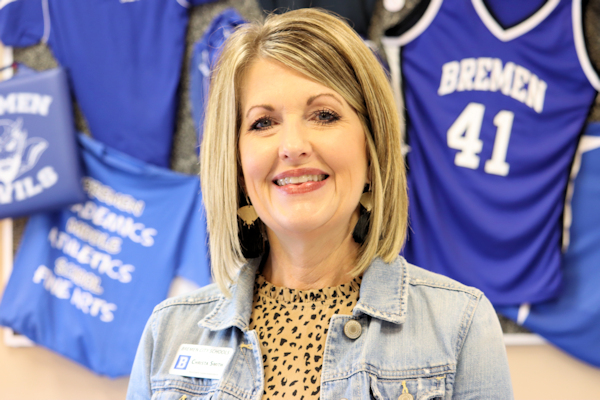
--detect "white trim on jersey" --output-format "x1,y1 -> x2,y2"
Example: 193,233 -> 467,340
382,44 -> 404,121
380,0 -> 443,47
176,0 -> 190,8
1,45 -> 12,80
516,303 -> 531,325
0,0 -> 17,10
562,134 -> 600,252
572,0 -> 600,90
472,0 -> 559,42
579,135 -> 600,153
41,0 -> 50,44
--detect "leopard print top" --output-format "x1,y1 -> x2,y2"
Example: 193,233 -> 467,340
248,274 -> 361,400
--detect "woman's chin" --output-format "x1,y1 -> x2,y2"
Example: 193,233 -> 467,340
271,221 -> 327,238
267,214 -> 354,242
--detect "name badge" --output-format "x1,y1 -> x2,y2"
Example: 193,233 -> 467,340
169,344 -> 234,379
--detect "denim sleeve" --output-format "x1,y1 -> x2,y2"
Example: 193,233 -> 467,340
453,295 -> 514,399
126,314 -> 156,400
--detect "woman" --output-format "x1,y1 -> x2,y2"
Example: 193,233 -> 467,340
127,9 -> 513,400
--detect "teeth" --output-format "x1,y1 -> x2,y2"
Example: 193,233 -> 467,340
276,174 -> 326,186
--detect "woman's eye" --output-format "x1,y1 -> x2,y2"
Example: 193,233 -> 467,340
250,117 -> 273,131
313,109 -> 340,124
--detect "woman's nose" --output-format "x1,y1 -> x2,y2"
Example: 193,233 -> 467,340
278,119 -> 312,162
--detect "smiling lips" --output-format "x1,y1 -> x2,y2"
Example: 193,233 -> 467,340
272,169 -> 329,194
275,174 -> 326,186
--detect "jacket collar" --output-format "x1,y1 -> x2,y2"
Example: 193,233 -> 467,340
198,256 -> 409,331
198,257 -> 261,331
352,256 -> 408,324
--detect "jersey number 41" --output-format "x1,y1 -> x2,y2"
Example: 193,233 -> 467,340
447,102 -> 513,176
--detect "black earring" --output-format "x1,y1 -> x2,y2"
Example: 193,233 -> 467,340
353,185 -> 372,244
237,192 -> 264,258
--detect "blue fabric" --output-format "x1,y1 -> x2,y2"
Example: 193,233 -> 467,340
0,0 -> 44,46
484,0 -> 548,28
0,65 -> 85,218
497,122 -> 600,368
0,0 -> 216,167
127,256 -> 513,399
190,8 -> 246,147
385,0 -> 598,305
0,134 -> 211,377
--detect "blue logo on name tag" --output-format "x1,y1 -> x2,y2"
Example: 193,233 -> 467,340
174,355 -> 191,369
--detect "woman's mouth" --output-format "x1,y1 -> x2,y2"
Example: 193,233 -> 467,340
275,174 -> 327,186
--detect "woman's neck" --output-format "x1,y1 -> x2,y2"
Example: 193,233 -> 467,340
262,225 -> 359,290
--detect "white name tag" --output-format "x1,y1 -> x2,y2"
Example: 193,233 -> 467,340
169,344 -> 234,379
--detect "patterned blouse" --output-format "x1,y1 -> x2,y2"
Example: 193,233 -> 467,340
248,274 -> 361,399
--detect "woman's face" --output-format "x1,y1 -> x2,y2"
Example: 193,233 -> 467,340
238,58 -> 368,241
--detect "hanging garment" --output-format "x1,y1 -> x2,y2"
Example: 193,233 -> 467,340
190,8 -> 247,147
383,0 -> 599,305
0,0 -> 217,167
0,134 -> 211,377
497,122 -> 600,368
0,65 -> 85,218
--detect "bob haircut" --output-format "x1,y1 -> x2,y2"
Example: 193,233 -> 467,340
200,8 -> 408,296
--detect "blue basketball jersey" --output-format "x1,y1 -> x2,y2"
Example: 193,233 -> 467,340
0,134 -> 211,377
498,123 -> 600,367
0,0 -> 215,168
383,0 -> 600,305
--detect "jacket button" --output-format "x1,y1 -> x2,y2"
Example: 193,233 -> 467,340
344,320 -> 362,339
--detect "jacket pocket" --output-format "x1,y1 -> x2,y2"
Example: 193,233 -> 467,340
151,377 -> 218,400
370,374 -> 446,400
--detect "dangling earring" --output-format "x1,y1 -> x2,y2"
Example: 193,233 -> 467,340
353,184 -> 372,244
237,203 -> 258,226
237,193 -> 264,258
359,189 -> 373,212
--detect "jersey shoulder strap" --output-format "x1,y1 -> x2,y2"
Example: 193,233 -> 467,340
382,0 -> 442,47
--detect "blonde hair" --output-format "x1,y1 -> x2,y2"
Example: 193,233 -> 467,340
200,8 -> 407,296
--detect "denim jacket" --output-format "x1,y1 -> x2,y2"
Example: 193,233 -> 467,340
127,256 -> 513,399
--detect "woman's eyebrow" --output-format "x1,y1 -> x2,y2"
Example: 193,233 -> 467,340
245,104 -> 274,118
307,93 -> 343,106
244,93 -> 342,118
